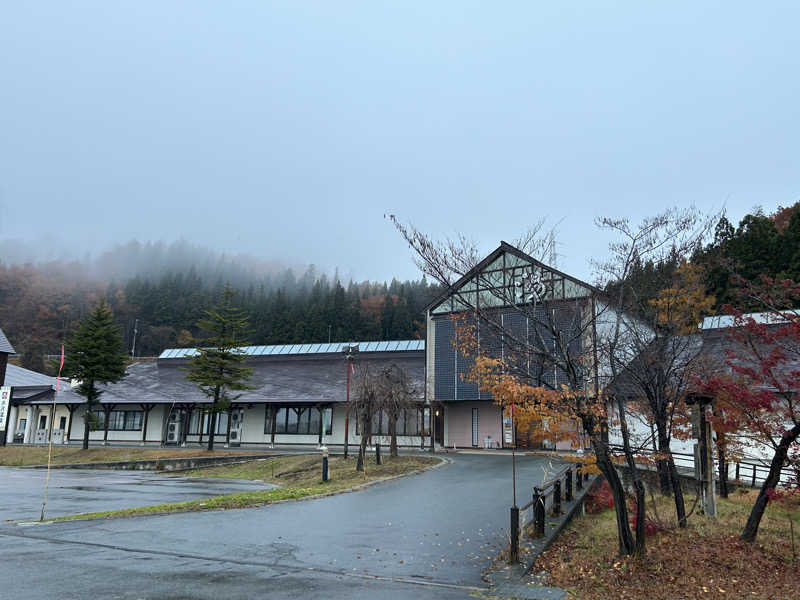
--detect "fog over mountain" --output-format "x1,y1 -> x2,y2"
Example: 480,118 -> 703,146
0,237 -> 304,284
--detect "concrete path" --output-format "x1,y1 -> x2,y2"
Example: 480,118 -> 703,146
0,467 -> 274,521
0,452 -> 567,599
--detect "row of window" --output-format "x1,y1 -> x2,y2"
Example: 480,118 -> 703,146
84,406 -> 431,436
266,407 -> 333,435
358,408 -> 431,436
89,410 -> 143,431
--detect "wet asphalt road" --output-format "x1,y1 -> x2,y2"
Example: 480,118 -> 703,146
0,467 -> 275,521
0,452 -> 564,599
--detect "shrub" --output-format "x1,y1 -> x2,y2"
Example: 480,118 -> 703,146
585,480 -> 614,514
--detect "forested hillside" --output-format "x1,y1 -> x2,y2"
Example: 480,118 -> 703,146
0,241 -> 440,373
3,202 -> 797,374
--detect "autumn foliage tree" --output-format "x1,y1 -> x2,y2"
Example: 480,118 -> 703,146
702,277 -> 800,543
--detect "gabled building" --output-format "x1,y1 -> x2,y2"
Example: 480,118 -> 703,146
424,241 -> 604,449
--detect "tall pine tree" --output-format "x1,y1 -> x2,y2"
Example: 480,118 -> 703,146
62,301 -> 129,449
185,284 -> 253,451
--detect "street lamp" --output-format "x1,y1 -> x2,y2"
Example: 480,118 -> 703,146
342,344 -> 359,459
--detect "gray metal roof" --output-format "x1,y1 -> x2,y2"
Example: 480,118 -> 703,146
0,328 -> 14,354
24,354 -> 425,406
158,339 -> 424,360
4,364 -> 55,388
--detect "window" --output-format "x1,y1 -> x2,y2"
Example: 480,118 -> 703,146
188,411 -> 228,435
358,408 -> 425,436
90,410 -> 143,431
266,406 -> 332,435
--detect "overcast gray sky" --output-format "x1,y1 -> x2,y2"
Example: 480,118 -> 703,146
1,2 -> 797,282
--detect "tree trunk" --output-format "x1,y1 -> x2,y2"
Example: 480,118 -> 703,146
356,418 -> 369,472
388,413 -> 398,458
741,424 -> 800,543
667,453 -> 687,527
82,413 -> 90,450
655,420 -> 672,495
206,410 -> 216,451
717,440 -> 729,499
593,441 -> 636,556
615,396 -> 646,556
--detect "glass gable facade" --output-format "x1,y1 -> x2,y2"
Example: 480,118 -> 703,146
430,250 -> 592,315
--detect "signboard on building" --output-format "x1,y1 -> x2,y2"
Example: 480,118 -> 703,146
0,386 -> 10,431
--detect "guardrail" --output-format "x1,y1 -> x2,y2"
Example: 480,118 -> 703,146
509,463 -> 591,561
608,444 -> 796,488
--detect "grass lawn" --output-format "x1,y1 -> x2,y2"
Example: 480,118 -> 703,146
0,446 -> 262,466
535,488 -> 800,599
52,454 -> 440,522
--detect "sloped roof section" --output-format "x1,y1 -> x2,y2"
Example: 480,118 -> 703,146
4,364 -> 55,387
0,328 -> 15,354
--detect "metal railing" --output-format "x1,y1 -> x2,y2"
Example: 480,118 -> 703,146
608,444 -> 796,489
518,463 -> 590,538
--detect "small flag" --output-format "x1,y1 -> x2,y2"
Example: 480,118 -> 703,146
56,345 -> 65,391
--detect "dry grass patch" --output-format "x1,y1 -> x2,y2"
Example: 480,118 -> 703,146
181,453 -> 437,488
0,446 -> 261,467
536,488 -> 800,600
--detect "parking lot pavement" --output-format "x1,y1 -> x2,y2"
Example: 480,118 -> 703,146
0,467 -> 273,521
0,452 -> 566,598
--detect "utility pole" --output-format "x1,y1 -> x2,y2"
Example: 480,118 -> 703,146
342,345 -> 359,459
130,319 -> 139,358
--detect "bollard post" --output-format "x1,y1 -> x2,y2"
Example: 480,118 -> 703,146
510,506 -> 520,562
576,465 -> 583,490
321,447 -> 329,482
565,468 -> 573,502
376,441 -> 382,465
553,480 -> 562,515
533,488 -> 545,537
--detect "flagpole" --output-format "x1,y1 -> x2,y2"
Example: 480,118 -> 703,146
40,345 -> 64,521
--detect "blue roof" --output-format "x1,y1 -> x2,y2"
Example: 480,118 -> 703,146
158,339 -> 424,360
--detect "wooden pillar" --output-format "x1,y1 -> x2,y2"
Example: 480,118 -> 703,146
46,402 -> 55,443
270,405 -> 277,446
140,404 -> 153,444
102,404 -> 115,444
65,405 -> 76,442
182,405 -> 192,446
318,404 -> 324,445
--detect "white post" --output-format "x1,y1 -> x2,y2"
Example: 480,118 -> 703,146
5,404 -> 17,444
23,407 -> 35,444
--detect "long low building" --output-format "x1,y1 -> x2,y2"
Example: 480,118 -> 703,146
4,340 -> 435,448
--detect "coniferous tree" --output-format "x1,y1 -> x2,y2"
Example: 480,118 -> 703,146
62,301 -> 129,449
185,284 -> 253,451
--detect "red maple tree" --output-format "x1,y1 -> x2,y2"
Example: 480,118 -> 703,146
702,277 -> 800,542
